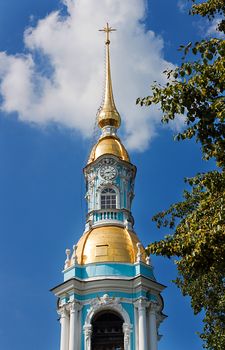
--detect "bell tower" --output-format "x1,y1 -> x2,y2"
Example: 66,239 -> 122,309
51,23 -> 166,350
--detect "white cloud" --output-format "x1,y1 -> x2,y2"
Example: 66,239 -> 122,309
0,0 -> 175,151
177,0 -> 189,13
206,18 -> 224,38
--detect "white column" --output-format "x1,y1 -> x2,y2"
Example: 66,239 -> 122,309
59,306 -> 70,350
137,298 -> 148,350
134,306 -> 139,350
69,302 -> 78,350
149,302 -> 158,350
77,306 -> 82,350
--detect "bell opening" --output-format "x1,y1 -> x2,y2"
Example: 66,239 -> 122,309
91,311 -> 124,350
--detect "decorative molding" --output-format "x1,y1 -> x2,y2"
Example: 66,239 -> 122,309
72,245 -> 78,265
64,249 -> 71,269
136,242 -> 142,263
90,293 -> 120,306
96,181 -> 118,191
84,294 -> 132,350
146,255 -> 153,267
123,323 -> 132,350
101,126 -> 117,138
83,324 -> 92,350
99,157 -> 117,167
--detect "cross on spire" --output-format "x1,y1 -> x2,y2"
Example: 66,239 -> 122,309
99,23 -> 116,45
97,22 -> 121,131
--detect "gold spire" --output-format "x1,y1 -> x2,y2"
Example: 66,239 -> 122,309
98,23 -> 121,130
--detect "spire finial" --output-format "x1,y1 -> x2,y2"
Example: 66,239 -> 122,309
97,23 -> 121,131
99,23 -> 116,45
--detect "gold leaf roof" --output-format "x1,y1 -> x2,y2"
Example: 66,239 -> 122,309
87,136 -> 130,164
75,226 -> 146,265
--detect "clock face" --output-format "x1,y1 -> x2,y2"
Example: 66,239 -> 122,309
100,165 -> 117,180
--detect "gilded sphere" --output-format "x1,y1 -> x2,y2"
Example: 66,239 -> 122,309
98,109 -> 121,129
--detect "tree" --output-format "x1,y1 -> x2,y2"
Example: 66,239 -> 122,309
137,1 -> 225,349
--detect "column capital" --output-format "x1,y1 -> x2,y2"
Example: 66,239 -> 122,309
149,301 -> 159,314
134,297 -> 149,311
57,305 -> 69,319
68,300 -> 82,313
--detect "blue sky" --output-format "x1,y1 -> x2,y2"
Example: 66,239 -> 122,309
0,1 -> 215,349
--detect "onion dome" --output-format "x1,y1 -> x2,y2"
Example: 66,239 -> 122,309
87,135 -> 130,164
75,226 -> 147,265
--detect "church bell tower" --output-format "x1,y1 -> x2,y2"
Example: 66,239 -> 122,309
51,23 -> 166,350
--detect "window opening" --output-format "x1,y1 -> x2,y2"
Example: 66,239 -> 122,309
101,188 -> 116,209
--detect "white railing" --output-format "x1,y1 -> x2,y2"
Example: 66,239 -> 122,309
94,209 -> 122,222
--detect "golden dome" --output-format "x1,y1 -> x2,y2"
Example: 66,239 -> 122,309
87,136 -> 130,164
76,226 -> 146,265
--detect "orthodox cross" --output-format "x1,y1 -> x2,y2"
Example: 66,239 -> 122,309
99,23 -> 116,45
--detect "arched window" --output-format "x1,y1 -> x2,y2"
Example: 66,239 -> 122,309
92,311 -> 124,350
101,188 -> 116,209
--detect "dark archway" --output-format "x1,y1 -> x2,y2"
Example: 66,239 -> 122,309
91,311 -> 124,350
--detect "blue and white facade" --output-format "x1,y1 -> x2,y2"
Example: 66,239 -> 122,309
84,153 -> 135,231
51,23 -> 166,350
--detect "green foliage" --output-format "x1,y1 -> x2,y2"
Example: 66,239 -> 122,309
137,37 -> 225,168
191,0 -> 225,32
148,171 -> 225,349
137,1 -> 225,349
